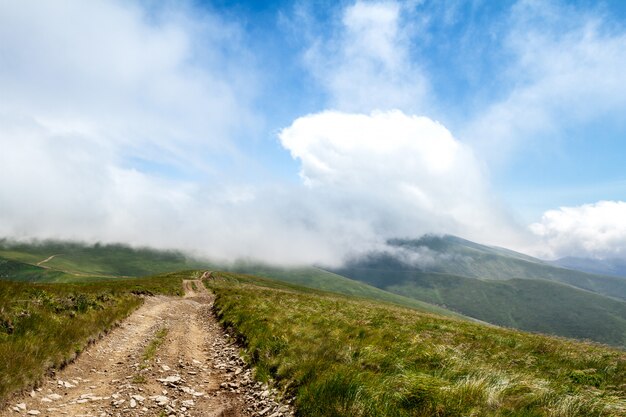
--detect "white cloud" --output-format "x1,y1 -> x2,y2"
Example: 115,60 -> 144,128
530,201 -> 626,259
278,110 -> 521,256
303,1 -> 428,113
0,1 -> 261,255
0,0 -> 546,266
464,0 -> 626,160
0,0 -> 257,171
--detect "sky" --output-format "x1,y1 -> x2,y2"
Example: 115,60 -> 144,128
1,0 -> 626,265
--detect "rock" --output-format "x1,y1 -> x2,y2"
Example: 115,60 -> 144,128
27,411 -> 40,415
112,399 -> 125,407
157,375 -> 182,384
130,398 -> 137,408
48,394 -> 62,401
131,394 -> 145,402
154,395 -> 169,406
16,403 -> 27,410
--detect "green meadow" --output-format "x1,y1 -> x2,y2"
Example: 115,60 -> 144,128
209,272 -> 626,417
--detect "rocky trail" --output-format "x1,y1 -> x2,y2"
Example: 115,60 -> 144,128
2,279 -> 293,417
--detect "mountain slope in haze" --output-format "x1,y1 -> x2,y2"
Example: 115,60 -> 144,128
331,235 -> 626,347
552,256 -> 626,278
0,239 -> 460,318
382,235 -> 626,300
0,239 -> 208,277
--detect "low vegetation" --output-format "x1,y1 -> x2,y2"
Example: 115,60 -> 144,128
0,271 -> 189,402
227,263 -> 462,318
0,239 -> 209,278
143,327 -> 169,362
209,272 -> 626,417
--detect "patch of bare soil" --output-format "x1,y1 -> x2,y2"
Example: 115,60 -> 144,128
2,280 -> 293,417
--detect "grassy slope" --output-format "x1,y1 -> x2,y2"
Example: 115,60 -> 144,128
0,257 -> 82,282
553,257 -> 626,279
0,271 -> 189,402
0,240 -> 461,318
387,236 -> 626,301
225,263 -> 461,318
332,265 -> 626,347
209,272 -> 626,417
0,240 -> 208,277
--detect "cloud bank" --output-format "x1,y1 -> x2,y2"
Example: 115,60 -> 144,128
531,201 -> 626,260
2,0 -> 625,265
278,110 -> 522,253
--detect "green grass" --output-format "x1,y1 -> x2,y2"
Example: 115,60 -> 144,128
226,263 -> 462,318
0,239 -> 210,278
0,271 -> 188,402
0,257 -> 91,282
143,327 -> 169,362
0,238 -> 464,319
209,272 -> 626,417
332,266 -> 626,347
353,235 -> 626,301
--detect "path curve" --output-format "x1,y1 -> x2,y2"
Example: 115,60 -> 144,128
1,277 -> 293,417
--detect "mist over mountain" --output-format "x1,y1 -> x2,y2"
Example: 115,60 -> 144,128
551,256 -> 626,279
329,234 -> 626,346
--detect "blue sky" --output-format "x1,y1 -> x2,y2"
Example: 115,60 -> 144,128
198,0 -> 626,212
1,0 -> 626,264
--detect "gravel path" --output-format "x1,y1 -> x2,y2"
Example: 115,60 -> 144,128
2,279 -> 293,417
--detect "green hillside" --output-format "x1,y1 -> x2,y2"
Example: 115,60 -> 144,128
384,235 -> 626,300
553,256 -> 626,279
332,236 -> 626,347
0,239 -> 208,277
0,239 -> 458,317
210,272 -> 626,417
331,265 -> 626,347
223,263 -> 462,318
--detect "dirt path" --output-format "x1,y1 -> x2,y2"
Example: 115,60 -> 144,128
36,255 -> 60,266
2,279 -> 292,417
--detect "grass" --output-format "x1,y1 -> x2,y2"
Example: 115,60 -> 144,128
209,272 -> 626,417
143,327 -> 169,362
226,263 -> 463,318
0,239 -> 462,318
332,265 -> 626,347
0,271 -> 189,403
0,239 -> 210,278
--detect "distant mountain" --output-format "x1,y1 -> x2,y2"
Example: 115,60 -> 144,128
552,256 -> 626,278
0,239 -> 460,318
329,235 -> 626,346
363,235 -> 626,301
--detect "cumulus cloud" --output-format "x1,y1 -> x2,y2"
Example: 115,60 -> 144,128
303,1 -> 428,113
278,110 -> 520,254
530,201 -> 626,259
0,0 -> 538,266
